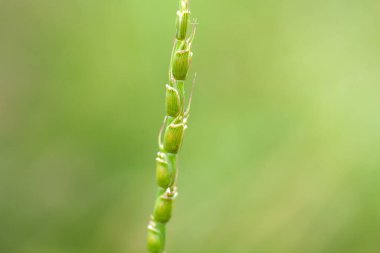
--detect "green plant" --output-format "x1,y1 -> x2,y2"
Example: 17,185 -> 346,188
146,0 -> 196,252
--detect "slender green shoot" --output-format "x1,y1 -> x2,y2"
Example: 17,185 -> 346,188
147,1 -> 196,252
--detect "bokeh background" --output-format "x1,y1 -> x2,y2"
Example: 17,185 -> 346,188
1,0 -> 380,252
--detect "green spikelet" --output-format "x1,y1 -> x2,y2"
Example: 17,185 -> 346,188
156,152 -> 172,189
172,49 -> 192,81
176,10 -> 190,40
153,190 -> 176,223
147,221 -> 166,253
163,120 -> 186,154
156,152 -> 177,189
165,84 -> 181,117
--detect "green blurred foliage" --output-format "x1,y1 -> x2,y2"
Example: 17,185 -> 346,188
1,0 -> 380,252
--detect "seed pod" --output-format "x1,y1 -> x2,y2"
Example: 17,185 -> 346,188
163,121 -> 186,154
147,220 -> 165,253
165,84 -> 181,117
156,152 -> 177,189
156,153 -> 171,189
172,49 -> 192,80
153,191 -> 175,223
176,10 -> 190,40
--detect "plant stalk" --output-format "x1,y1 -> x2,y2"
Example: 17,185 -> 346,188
147,1 -> 196,252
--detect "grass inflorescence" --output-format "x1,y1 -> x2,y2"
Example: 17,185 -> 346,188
146,1 -> 197,253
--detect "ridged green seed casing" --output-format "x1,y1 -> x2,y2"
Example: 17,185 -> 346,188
153,193 -> 174,223
176,10 -> 189,40
156,152 -> 177,189
156,153 -> 171,189
172,49 -> 191,80
147,221 -> 166,253
163,122 -> 185,153
165,84 -> 181,117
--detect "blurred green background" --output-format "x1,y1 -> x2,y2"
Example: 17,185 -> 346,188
1,0 -> 380,252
